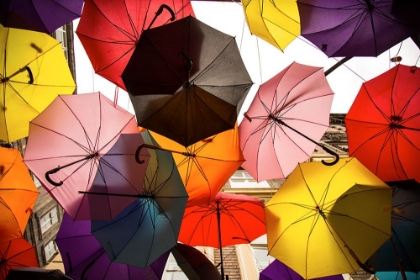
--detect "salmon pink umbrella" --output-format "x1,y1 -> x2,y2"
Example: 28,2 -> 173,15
239,61 -> 336,182
76,0 -> 195,90
23,92 -> 150,221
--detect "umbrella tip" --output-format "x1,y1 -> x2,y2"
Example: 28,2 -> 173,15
30,43 -> 43,53
390,56 -> 402,62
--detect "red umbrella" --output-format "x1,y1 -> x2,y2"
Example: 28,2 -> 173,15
239,62 -> 336,182
76,0 -> 195,90
23,92 -> 150,221
345,64 -> 420,183
178,192 -> 266,280
0,238 -> 39,280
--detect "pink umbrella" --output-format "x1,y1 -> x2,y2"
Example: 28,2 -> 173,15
23,92 -> 150,221
239,62 -> 336,182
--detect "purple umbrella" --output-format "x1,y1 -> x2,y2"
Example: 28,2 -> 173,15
297,0 -> 420,57
55,214 -> 169,280
260,259 -> 345,280
0,0 -> 84,33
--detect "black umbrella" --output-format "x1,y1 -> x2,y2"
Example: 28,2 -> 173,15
5,267 -> 73,280
122,15 -> 253,147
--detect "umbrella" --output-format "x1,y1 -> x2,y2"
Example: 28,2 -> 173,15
375,271 -> 419,280
23,92 -> 149,221
178,192 -> 266,280
171,242 -> 221,280
56,213 -> 169,280
265,157 -> 392,279
142,122 -> 244,207
239,61 -> 336,182
241,0 -> 300,51
367,179 -> 420,280
0,238 -> 39,280
0,24 -> 76,143
91,130 -> 188,269
0,0 -> 84,33
5,267 -> 73,280
260,259 -> 345,280
345,64 -> 420,183
122,15 -> 253,147
0,147 -> 39,244
296,0 -> 420,57
76,0 -> 195,90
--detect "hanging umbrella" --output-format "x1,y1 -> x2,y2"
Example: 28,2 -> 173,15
23,92 -> 149,221
76,0 -> 195,90
171,242 -> 221,280
178,192 -> 266,280
260,259 -> 345,280
0,0 -> 84,33
5,267 -> 73,280
0,238 -> 39,280
296,0 -> 420,57
91,130 -> 188,269
367,179 -> 420,280
141,122 -> 244,207
56,213 -> 169,280
0,24 -> 76,143
375,271 -> 419,280
241,0 -> 300,51
122,15 -> 253,147
345,64 -> 420,183
239,61 -> 336,182
265,157 -> 392,279
0,147 -> 39,244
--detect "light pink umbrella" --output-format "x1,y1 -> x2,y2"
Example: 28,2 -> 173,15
23,92 -> 150,221
239,62 -> 336,182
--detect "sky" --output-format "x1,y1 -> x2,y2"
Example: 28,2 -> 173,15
73,1 -> 420,122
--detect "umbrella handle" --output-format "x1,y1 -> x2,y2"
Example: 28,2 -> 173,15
320,145 -> 340,166
135,144 -> 181,164
179,52 -> 193,84
147,4 -> 175,29
45,153 -> 98,186
0,66 -> 34,84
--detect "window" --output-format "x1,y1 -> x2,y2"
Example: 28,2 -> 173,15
229,170 -> 269,188
44,240 -> 58,261
162,253 -> 188,280
40,207 -> 59,234
55,26 -> 68,60
250,235 -> 275,272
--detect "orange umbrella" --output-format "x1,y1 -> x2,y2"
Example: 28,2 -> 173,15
0,238 -> 39,280
0,147 -> 39,243
142,123 -> 244,207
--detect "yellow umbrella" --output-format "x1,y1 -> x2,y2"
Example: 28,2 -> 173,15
265,157 -> 392,279
241,0 -> 300,51
0,24 -> 76,143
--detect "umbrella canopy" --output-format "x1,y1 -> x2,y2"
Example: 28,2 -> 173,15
241,0 -> 300,51
0,24 -> 76,143
171,243 -> 221,280
91,130 -> 188,269
0,0 -> 83,33
239,61 -> 335,182
5,267 -> 73,280
56,213 -> 169,280
0,238 -> 39,280
76,0 -> 195,90
345,64 -> 420,183
23,92 -> 148,221
297,0 -> 420,57
260,259 -> 344,280
0,147 -> 39,244
122,15 -> 253,147
178,192 -> 266,279
265,157 -> 392,279
375,271 -> 419,280
148,122 -> 244,207
367,179 -> 420,279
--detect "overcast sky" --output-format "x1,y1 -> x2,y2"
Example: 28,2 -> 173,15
73,1 -> 420,121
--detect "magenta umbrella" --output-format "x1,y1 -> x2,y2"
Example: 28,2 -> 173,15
239,62 -> 336,182
23,92 -> 150,221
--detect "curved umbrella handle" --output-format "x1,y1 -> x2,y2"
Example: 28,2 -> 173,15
147,4 -> 176,30
45,168 -> 63,186
320,146 -> 340,166
135,143 -> 190,164
25,66 -> 34,84
0,66 -> 34,84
